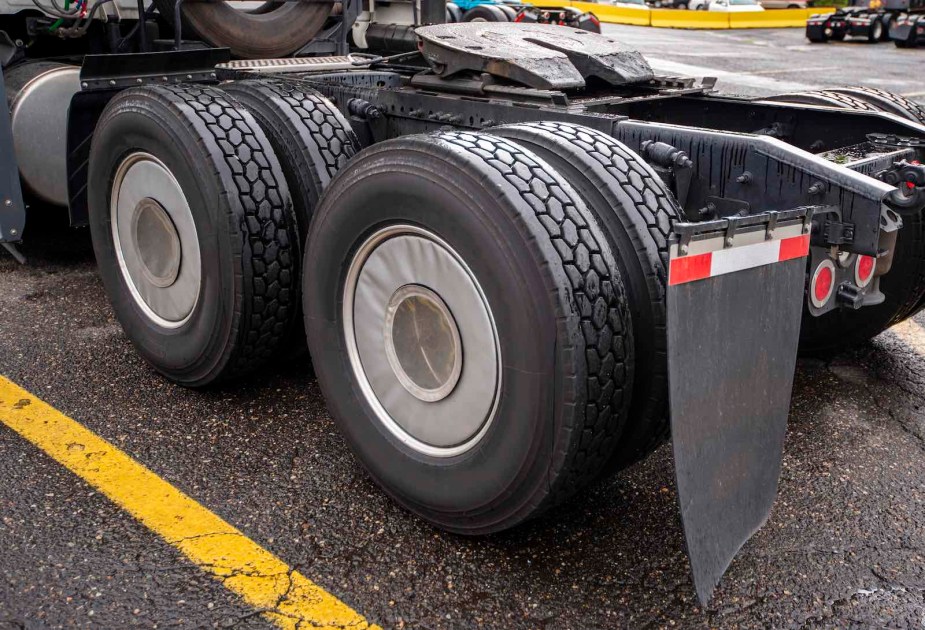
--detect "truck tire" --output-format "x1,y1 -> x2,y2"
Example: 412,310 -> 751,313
303,131 -> 634,533
222,80 -> 358,352
765,90 -> 880,112
496,4 -> 519,20
492,122 -> 680,470
880,14 -> 896,41
88,84 -> 300,386
447,2 -> 463,22
462,4 -> 509,21
827,86 -> 925,125
154,0 -> 331,59
222,80 -> 359,245
868,18 -> 884,42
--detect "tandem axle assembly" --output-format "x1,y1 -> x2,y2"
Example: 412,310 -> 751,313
3,19 -> 925,604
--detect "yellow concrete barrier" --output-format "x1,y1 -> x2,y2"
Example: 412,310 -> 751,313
561,2 -> 836,29
570,2 -> 651,25
649,7 -> 729,27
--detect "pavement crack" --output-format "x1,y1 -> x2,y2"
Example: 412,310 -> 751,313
167,531 -> 246,545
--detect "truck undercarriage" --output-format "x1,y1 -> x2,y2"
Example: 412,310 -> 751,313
2,9 -> 925,605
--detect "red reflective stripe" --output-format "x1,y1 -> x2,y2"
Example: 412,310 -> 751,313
669,252 -> 712,286
778,234 -> 810,262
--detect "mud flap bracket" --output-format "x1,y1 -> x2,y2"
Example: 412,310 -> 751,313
0,63 -> 25,244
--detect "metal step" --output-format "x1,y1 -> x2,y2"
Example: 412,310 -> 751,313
215,56 -> 360,74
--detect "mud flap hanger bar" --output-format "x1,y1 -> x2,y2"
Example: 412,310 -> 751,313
667,206 -> 817,605
673,206 -> 816,257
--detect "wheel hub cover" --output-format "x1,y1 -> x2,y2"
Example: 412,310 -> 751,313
111,153 -> 202,328
345,226 -> 500,457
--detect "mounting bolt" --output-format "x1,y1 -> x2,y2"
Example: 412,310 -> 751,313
736,171 -> 752,184
808,181 -> 826,196
81,82 -> 88,88
9,229 -> 17,236
3,199 -> 11,207
109,80 -> 116,86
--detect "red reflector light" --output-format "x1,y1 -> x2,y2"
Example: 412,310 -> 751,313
811,260 -> 836,308
856,254 -> 875,287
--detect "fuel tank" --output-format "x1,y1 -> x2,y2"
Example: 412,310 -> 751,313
4,61 -> 81,207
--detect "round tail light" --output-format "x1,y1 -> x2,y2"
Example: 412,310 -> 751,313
811,259 -> 836,308
855,254 -> 875,288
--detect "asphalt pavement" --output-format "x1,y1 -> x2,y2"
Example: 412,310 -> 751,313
2,26 -> 925,630
601,23 -> 925,103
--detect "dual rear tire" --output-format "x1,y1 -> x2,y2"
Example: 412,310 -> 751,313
304,132 -> 638,531
88,82 -> 357,386
89,85 -> 678,531
304,126 -> 683,531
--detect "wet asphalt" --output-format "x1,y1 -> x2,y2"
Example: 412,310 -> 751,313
2,27 -> 925,630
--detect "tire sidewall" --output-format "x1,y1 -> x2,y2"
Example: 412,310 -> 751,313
88,103 -> 239,383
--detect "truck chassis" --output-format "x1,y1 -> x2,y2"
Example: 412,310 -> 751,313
3,17 -> 925,605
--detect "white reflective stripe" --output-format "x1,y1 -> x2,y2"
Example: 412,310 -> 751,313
710,238 -> 783,277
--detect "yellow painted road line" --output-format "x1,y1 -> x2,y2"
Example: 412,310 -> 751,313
0,375 -> 378,630
889,318 -> 925,357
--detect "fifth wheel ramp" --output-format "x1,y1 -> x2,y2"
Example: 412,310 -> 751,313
415,22 -> 654,89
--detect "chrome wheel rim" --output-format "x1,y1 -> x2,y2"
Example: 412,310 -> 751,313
344,225 -> 501,457
111,152 -> 202,329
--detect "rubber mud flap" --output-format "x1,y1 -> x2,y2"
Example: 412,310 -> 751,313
666,214 -> 809,604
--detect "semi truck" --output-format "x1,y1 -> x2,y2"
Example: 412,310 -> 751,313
3,0 -> 925,605
890,9 -> 925,45
806,0 -> 925,45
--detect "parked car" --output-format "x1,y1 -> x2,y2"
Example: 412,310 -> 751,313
601,0 -> 652,7
690,0 -> 765,11
760,0 -> 807,8
649,0 -> 690,8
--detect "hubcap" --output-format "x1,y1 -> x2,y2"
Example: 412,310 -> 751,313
384,284 -> 463,403
344,225 -> 500,457
111,152 -> 202,328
